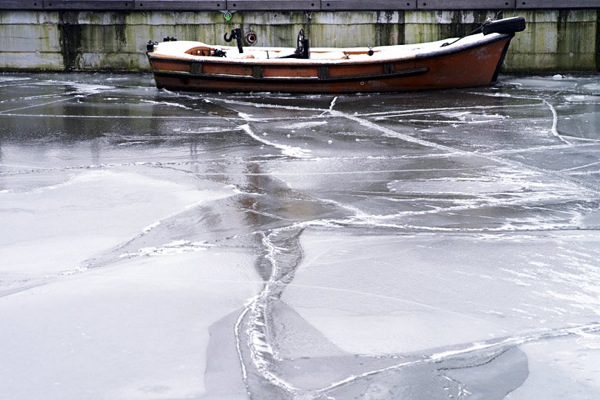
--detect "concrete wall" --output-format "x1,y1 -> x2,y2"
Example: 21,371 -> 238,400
0,9 -> 598,72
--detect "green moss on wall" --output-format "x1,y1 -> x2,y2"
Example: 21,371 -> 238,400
0,9 -> 598,72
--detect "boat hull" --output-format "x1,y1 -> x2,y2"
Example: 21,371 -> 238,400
148,34 -> 514,94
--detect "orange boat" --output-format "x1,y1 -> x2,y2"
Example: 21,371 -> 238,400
146,17 -> 525,94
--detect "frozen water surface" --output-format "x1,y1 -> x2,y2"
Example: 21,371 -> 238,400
1,73 -> 600,399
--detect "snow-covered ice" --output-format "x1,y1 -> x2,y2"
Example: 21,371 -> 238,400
1,73 -> 600,399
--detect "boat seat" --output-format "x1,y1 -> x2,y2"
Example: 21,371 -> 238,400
185,46 -> 215,56
311,51 -> 347,60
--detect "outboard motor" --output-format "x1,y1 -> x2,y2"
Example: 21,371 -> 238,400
482,17 -> 526,35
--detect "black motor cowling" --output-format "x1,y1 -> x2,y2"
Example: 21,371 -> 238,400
483,17 -> 526,35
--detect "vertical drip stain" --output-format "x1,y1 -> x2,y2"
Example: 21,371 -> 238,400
596,10 -> 600,71
59,11 -> 82,72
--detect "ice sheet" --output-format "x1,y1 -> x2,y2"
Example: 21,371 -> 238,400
1,73 -> 600,399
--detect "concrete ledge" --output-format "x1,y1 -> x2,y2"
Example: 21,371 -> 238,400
0,1 -> 43,9
516,0 -> 600,9
227,1 -> 319,11
133,1 -> 225,11
322,1 -> 415,10
416,0 -> 514,10
43,1 -> 134,10
2,1 -> 600,11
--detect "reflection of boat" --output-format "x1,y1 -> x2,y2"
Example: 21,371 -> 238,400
146,17 -> 525,94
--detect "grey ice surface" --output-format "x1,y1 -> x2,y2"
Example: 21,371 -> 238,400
1,73 -> 600,399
